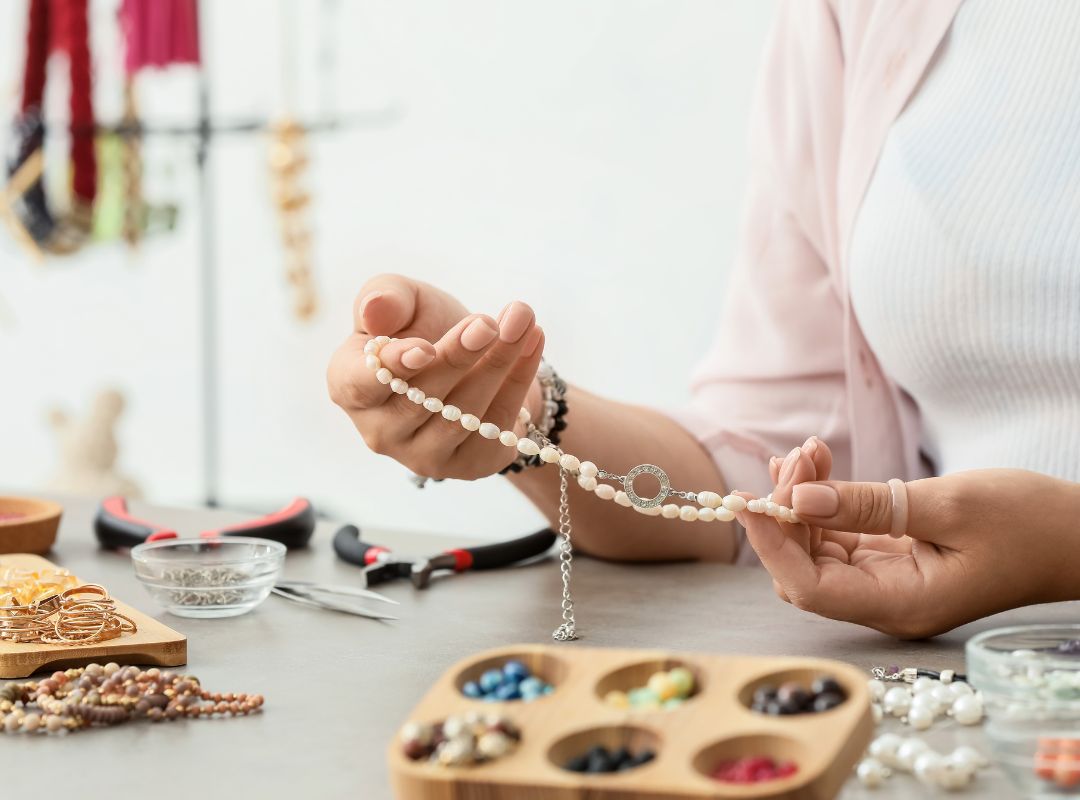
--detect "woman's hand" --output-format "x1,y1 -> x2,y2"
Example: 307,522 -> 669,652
741,439 -> 1080,638
327,274 -> 545,480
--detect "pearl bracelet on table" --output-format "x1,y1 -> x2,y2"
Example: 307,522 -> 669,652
363,335 -> 800,525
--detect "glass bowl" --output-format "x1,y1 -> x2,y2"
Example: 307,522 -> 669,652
130,537 -> 285,618
967,624 -> 1080,798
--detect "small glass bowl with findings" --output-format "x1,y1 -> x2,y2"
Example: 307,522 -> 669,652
967,624 -> 1080,797
131,537 -> 285,618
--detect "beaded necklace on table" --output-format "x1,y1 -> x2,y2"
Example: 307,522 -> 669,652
364,337 -> 797,640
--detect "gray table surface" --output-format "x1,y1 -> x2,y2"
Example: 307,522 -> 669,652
3,496 -> 1075,798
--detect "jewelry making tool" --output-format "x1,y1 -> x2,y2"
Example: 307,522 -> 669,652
271,581 -> 399,621
93,495 -> 316,550
0,553 -> 185,679
331,524 -> 556,589
364,336 -> 806,640
389,644 -> 874,800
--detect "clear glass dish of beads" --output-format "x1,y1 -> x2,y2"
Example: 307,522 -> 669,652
967,624 -> 1080,798
130,537 -> 286,618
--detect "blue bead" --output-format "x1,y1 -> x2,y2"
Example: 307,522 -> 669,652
519,676 -> 544,697
502,660 -> 530,683
482,694 -> 499,703
462,681 -> 482,699
494,682 -> 521,701
479,669 -> 504,693
543,684 -> 554,695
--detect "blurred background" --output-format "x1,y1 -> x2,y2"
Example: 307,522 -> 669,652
0,0 -> 776,540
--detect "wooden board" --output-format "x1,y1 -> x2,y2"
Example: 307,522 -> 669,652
388,644 -> 874,800
0,554 -> 187,679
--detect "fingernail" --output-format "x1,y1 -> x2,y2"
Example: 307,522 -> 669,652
499,301 -> 532,343
778,447 -> 800,485
769,456 -> 781,474
461,318 -> 498,351
802,436 -> 818,455
401,347 -> 434,369
359,291 -> 383,316
521,326 -> 543,357
792,484 -> 839,517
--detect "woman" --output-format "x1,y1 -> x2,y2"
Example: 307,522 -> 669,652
327,0 -> 1080,638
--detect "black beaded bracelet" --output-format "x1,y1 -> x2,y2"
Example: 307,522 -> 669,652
500,363 -> 568,475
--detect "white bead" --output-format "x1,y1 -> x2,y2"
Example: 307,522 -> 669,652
948,681 -> 974,699
390,378 -> 408,394
939,669 -> 954,685
441,405 -> 462,422
930,685 -> 953,711
614,491 -> 631,507
895,738 -> 930,771
951,694 -> 983,725
912,751 -> 945,785
478,422 -> 500,439
538,447 -> 560,464
498,430 -> 518,447
910,692 -> 938,713
907,705 -> 934,731
633,504 -> 662,516
375,335 -> 390,346
856,758 -> 890,789
912,677 -> 936,695
883,687 -> 912,716
937,763 -> 973,790
948,746 -> 987,771
375,368 -> 393,385
869,734 -> 904,768
559,454 -> 580,472
661,504 -> 680,519
518,407 -> 531,424
595,484 -> 616,501
517,438 -> 540,456
788,512 -> 802,524
578,461 -> 598,478
697,507 -> 716,522
679,506 -> 698,522
365,354 -> 381,370
577,475 -> 598,491
722,495 -> 747,512
406,387 -> 425,404
714,507 -> 736,522
460,414 -> 481,432
872,703 -> 883,723
364,340 -> 380,355
423,397 -> 444,413
867,679 -> 887,702
746,499 -> 765,513
765,501 -> 780,517
696,491 -> 722,509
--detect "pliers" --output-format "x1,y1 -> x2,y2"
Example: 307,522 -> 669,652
331,525 -> 557,589
94,496 -> 316,550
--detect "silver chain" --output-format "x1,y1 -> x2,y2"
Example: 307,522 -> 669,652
551,466 -> 577,641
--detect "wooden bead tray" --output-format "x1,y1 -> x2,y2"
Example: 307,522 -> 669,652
388,644 -> 873,799
0,554 -> 187,679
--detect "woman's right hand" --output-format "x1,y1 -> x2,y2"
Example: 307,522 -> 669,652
326,274 -> 546,480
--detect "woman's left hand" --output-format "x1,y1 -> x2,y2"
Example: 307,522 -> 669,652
739,439 -> 1080,638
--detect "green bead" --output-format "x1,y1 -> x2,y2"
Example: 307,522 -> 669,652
630,688 -> 660,708
668,667 -> 695,698
663,698 -> 684,710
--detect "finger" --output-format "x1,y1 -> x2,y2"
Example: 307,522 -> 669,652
803,436 -> 833,481
769,456 -> 782,485
734,491 -> 823,610
791,480 -> 893,534
772,578 -> 791,604
354,274 -> 420,335
327,334 -> 435,412
409,313 -> 502,401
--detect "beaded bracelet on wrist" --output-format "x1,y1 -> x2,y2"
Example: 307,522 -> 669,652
500,361 -> 568,475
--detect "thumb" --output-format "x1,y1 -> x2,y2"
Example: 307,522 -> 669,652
792,480 -> 901,535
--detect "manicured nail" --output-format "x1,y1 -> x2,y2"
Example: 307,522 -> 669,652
778,447 -> 800,485
401,347 -> 434,369
521,326 -> 543,357
802,436 -> 818,455
499,301 -> 533,344
792,484 -> 839,517
461,318 -> 498,351
359,291 -> 383,317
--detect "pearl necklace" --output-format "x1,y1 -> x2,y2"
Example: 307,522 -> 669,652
364,336 -> 796,639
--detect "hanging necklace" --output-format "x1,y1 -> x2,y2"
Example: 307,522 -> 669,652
363,337 -> 795,640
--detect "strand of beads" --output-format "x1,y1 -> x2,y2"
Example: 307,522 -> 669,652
867,673 -> 984,730
0,663 -> 264,735
860,735 -> 988,791
364,337 -> 799,523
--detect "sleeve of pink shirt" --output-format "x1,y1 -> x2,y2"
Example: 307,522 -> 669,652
666,0 -> 851,565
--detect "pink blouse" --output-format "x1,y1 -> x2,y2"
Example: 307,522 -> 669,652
674,0 -> 965,563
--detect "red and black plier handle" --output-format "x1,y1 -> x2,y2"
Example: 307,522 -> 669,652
94,496 -> 316,550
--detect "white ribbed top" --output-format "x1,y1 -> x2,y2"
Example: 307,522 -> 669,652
850,0 -> 1080,481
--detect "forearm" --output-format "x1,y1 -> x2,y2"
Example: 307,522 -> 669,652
508,385 -> 736,562
1046,478 -> 1080,603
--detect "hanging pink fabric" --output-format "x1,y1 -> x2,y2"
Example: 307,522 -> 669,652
119,0 -> 200,74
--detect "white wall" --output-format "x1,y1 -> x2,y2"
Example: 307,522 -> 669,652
0,1 -> 777,539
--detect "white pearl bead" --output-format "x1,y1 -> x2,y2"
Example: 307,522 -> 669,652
460,414 -> 481,432
375,335 -> 390,346
363,340 -> 380,355
867,679 -> 887,702
714,507 -> 736,522
869,733 -> 904,767
912,677 -> 936,695
577,475 -> 598,491
883,686 -> 912,716
722,495 -> 747,512
939,669 -> 955,685
518,407 -> 531,424
746,499 -> 765,513
578,461 -> 598,478
478,422 -> 500,439
937,764 -> 972,790
517,439 -> 540,456
406,387 -> 425,404
697,507 -> 716,522
679,506 -> 698,522
538,447 -> 560,464
613,491 -> 631,507
912,751 -> 945,785
856,758 -> 889,789
788,512 -> 802,523
390,378 -> 408,394
948,746 -> 987,771
895,738 -> 930,771
696,491 -> 722,509
910,692 -> 938,713
498,430 -> 518,447
661,504 -> 680,519
441,405 -> 462,422
365,354 -> 381,370
907,705 -> 934,731
633,504 -> 663,516
594,484 -> 616,500
765,501 -> 780,517
423,397 -> 444,413
951,694 -> 983,725
948,681 -> 974,699
375,368 -> 393,385
559,454 -> 580,472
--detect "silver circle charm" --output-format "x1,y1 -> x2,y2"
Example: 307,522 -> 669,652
623,464 -> 671,509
